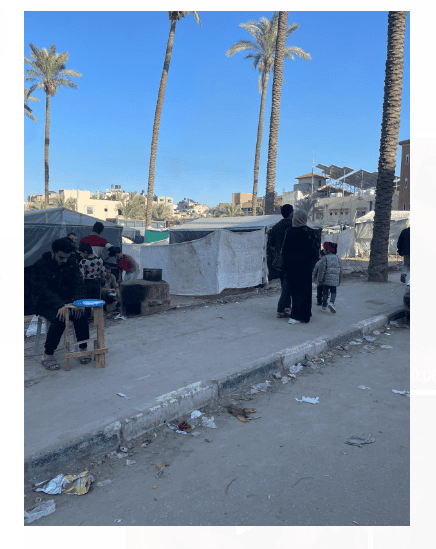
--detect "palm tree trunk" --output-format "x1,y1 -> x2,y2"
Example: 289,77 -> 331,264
368,11 -> 407,282
265,11 -> 288,215
146,19 -> 177,228
252,70 -> 270,216
44,92 -> 50,208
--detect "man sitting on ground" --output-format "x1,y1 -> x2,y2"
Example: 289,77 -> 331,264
31,238 -> 90,370
79,221 -> 114,259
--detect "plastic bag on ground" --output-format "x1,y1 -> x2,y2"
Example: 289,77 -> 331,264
191,410 -> 202,419
288,364 -> 303,374
295,396 -> 319,404
251,381 -> 271,394
358,385 -> 371,390
36,471 -> 93,496
392,389 -> 410,397
202,416 -> 217,428
24,500 -> 55,524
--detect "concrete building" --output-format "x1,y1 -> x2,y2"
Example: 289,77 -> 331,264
293,172 -> 328,194
232,192 -> 252,205
398,139 -> 410,211
59,189 -> 120,220
312,190 -> 399,226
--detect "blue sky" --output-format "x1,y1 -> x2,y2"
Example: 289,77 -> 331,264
24,10 -> 410,207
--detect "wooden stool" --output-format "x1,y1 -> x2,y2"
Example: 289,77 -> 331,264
64,304 -> 108,370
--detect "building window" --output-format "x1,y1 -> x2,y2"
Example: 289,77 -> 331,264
86,207 -> 93,215
405,154 -> 409,165
403,203 -> 407,210
404,178 -> 408,188
330,212 -> 333,216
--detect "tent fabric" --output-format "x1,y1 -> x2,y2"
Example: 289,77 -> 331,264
354,211 -> 410,255
145,229 -> 169,244
321,227 -> 356,258
123,229 -> 267,296
24,208 -> 123,267
169,215 -> 321,244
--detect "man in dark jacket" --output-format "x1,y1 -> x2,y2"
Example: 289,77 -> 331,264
397,226 -> 410,283
268,204 -> 294,317
31,238 -> 90,370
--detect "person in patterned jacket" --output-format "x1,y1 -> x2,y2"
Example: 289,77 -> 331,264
315,241 -> 342,313
78,242 -> 107,319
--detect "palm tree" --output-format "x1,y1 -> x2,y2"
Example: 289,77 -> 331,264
26,197 -> 54,210
219,204 -> 245,217
152,203 -> 173,220
24,85 -> 39,122
368,12 -> 407,282
296,194 -> 318,216
24,44 -> 82,208
226,12 -> 310,216
51,195 -> 77,210
117,193 -> 148,220
265,12 -> 289,214
145,12 -> 202,229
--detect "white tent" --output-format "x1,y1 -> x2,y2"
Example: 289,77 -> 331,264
354,210 -> 410,255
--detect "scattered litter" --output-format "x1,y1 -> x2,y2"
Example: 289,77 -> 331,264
390,320 -> 399,326
373,330 -> 380,335
343,355 -> 352,358
108,451 -> 117,458
114,314 -> 127,320
25,500 -> 56,524
119,446 -> 129,453
352,521 -> 359,525
178,421 -> 192,432
295,396 -> 319,404
321,352 -> 331,358
202,416 -> 217,428
114,519 -> 122,522
63,473 -> 94,495
191,431 -> 201,437
288,374 -> 296,379
34,497 -> 42,504
288,364 -> 303,374
117,393 -> 130,400
96,480 -> 112,487
273,372 -> 282,379
152,486 -> 157,489
205,438 -> 212,443
157,463 -> 166,470
345,434 -> 375,447
362,345 -> 375,350
204,306 -> 209,308
384,333 -> 391,336
281,376 -> 289,384
342,452 -> 346,455
126,460 -> 136,466
35,474 -> 68,495
312,359 -> 324,365
392,389 -> 410,397
175,430 -> 187,435
363,336 -> 377,342
348,341 -> 361,345
191,410 -> 202,419
355,338 -> 363,342
26,315 -> 47,337
117,453 -> 126,459
167,424 -> 178,430
250,381 -> 271,394
141,439 -> 152,448
380,345 -> 393,349
358,385 -> 371,390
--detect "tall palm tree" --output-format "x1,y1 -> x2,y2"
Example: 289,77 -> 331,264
265,12 -> 289,214
226,12 -> 310,216
24,85 -> 39,122
145,11 -> 202,228
24,44 -> 82,208
368,12 -> 407,282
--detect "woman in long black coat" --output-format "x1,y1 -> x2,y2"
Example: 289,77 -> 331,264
281,209 -> 320,324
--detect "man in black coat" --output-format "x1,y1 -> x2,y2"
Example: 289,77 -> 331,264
31,238 -> 90,370
397,226 -> 410,283
268,204 -> 294,284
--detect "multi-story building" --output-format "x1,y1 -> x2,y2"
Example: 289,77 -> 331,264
59,189 -> 120,220
232,192 -> 252,205
293,172 -> 328,194
398,139 -> 410,211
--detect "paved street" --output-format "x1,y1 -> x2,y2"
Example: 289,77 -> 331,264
27,321 -> 409,526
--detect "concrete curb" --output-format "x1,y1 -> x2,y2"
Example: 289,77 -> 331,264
24,306 -> 406,485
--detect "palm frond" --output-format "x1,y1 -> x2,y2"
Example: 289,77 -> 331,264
226,40 -> 258,57
192,11 -> 202,27
284,46 -> 311,61
285,22 -> 299,37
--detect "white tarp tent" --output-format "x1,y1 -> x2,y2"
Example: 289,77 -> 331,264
354,210 -> 410,255
321,227 -> 356,258
123,229 -> 267,296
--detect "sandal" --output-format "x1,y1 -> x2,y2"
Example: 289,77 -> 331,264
80,356 -> 92,365
41,357 -> 60,370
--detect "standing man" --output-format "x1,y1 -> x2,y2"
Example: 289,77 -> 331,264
397,226 -> 410,283
268,204 -> 294,317
31,238 -> 90,370
79,221 -> 114,259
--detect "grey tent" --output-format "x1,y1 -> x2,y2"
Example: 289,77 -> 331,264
25,207 -> 123,267
24,208 -> 123,315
